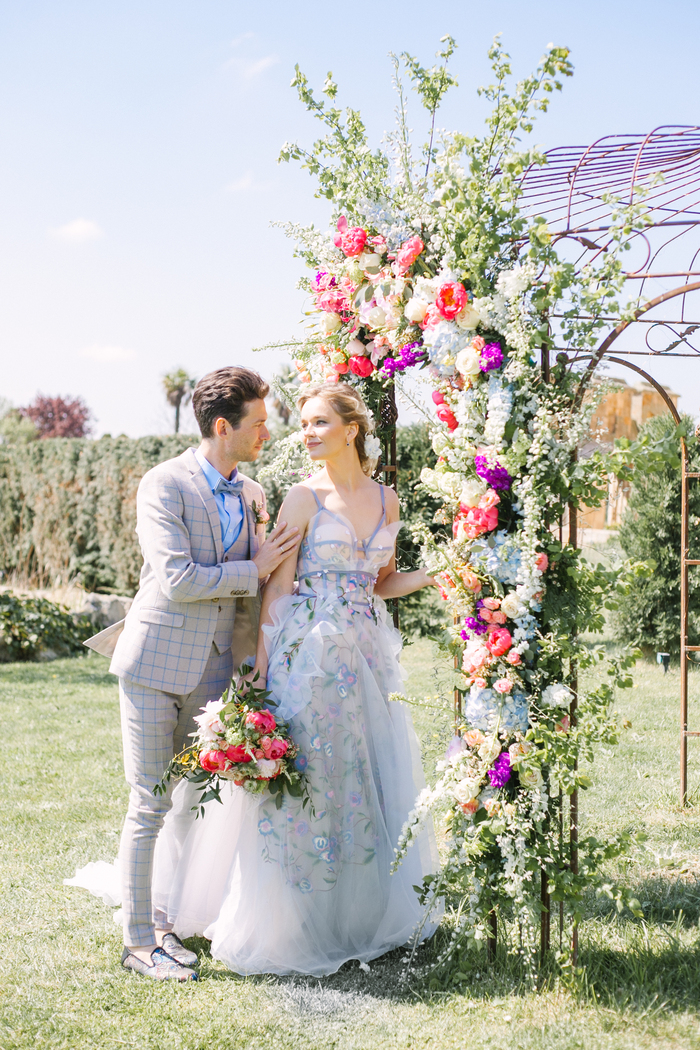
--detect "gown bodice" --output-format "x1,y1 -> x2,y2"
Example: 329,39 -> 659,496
295,487 -> 402,607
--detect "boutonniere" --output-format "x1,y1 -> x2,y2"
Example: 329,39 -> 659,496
252,500 -> 270,526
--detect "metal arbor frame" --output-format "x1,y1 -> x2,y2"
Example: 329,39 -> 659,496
477,126 -> 700,964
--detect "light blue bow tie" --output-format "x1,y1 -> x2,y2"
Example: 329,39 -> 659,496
213,477 -> 245,498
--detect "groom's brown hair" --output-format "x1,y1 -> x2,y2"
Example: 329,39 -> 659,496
193,367 -> 270,437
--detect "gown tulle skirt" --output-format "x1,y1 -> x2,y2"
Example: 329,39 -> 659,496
68,500 -> 441,976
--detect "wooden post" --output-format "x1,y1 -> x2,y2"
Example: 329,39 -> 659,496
568,498 -> 579,967
681,435 -> 689,805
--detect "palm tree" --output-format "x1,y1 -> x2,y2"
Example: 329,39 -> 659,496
162,369 -> 196,433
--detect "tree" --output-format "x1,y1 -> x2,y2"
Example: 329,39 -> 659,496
20,394 -> 92,438
0,399 -> 37,444
162,369 -> 196,434
616,413 -> 700,654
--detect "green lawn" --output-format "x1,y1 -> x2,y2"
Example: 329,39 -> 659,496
3,644 -> 700,1049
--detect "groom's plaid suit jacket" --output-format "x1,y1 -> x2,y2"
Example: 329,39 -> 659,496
108,447 -> 265,693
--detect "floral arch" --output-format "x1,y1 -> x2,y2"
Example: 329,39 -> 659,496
263,41 -> 700,976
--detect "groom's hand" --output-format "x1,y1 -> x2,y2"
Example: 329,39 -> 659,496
252,521 -> 301,578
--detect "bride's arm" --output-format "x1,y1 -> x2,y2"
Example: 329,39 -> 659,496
253,486 -> 314,679
373,487 -> 437,600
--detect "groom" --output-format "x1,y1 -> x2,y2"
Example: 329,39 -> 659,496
87,366 -> 299,981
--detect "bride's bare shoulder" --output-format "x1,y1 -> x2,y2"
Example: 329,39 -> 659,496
377,482 -> 400,519
281,484 -> 318,514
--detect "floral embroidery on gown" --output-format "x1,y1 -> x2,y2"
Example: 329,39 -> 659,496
150,486 -> 441,976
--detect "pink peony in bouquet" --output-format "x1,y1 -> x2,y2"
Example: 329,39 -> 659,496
154,670 -> 311,817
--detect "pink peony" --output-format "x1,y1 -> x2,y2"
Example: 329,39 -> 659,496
333,361 -> 349,374
395,235 -> 424,273
421,304 -> 442,329
432,390 -> 446,405
494,678 -> 513,694
487,628 -> 512,658
267,738 -> 289,759
226,744 -> 252,763
472,677 -> 488,691
245,709 -> 277,734
535,552 -> 549,572
435,282 -> 468,321
436,404 -> 458,430
349,355 -> 375,378
479,489 -> 500,511
506,650 -> 522,666
453,505 -> 498,540
333,216 -> 367,257
462,641 -> 491,673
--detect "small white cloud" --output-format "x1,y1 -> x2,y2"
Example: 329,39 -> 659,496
50,219 -> 103,242
81,345 -> 136,363
226,172 -> 255,193
230,32 -> 254,47
226,54 -> 279,79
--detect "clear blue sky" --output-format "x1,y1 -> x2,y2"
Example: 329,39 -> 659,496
1,0 -> 699,436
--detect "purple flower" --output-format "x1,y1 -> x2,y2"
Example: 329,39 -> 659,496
464,617 -> 488,635
380,341 -> 426,376
479,342 -> 504,372
474,454 -> 511,491
487,751 -> 512,788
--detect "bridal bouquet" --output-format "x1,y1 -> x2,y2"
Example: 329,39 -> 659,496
155,671 -> 311,817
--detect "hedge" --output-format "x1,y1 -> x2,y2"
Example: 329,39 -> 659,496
0,434 -> 196,594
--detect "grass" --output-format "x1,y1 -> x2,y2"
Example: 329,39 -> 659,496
3,645 -> 700,1048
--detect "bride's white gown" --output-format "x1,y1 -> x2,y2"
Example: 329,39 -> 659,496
70,490 -> 440,976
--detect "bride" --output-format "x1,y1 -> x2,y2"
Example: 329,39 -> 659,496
149,382 -> 440,976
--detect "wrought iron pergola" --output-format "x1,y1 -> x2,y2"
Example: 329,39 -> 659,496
506,126 -> 700,961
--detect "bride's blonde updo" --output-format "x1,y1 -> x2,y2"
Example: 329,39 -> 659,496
297,383 -> 379,476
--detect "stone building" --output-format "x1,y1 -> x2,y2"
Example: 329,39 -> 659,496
580,378 -> 680,531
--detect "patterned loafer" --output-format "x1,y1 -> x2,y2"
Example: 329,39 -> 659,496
121,946 -> 197,981
160,933 -> 198,968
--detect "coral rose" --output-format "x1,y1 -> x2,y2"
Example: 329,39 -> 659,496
436,404 -> 458,430
459,569 -> 482,593
482,597 -> 501,611
506,650 -> 522,666
199,749 -> 229,773
486,628 -> 512,657
349,355 -> 375,378
535,552 -> 549,572
226,744 -> 252,763
494,678 -> 513,694
435,281 -> 468,321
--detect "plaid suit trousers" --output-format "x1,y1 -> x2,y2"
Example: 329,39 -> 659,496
118,646 -> 233,947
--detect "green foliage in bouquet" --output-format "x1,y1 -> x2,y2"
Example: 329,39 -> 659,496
0,591 -> 93,662
155,670 -> 312,819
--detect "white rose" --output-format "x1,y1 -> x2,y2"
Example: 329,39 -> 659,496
460,477 -> 487,507
541,683 -> 573,709
404,298 -> 429,323
454,347 -> 482,377
366,306 -> 387,330
519,766 -> 544,790
454,304 -> 482,330
454,777 -> 481,804
439,472 -> 463,498
358,252 -> 381,271
320,312 -> 342,335
500,593 -> 525,619
478,740 -> 502,764
420,467 -> 437,487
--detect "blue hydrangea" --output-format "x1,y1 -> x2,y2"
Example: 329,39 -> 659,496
465,686 -> 529,733
469,530 -> 522,586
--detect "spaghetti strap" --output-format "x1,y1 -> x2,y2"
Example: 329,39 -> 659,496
310,489 -> 323,510
379,484 -> 386,518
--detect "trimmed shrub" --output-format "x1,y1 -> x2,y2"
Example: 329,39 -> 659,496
616,414 -> 700,654
0,592 -> 93,661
